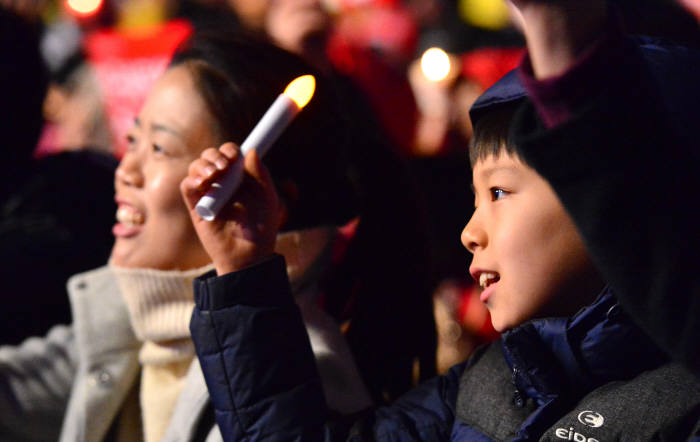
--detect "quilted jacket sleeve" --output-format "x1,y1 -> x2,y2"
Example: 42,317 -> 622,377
190,254 -> 462,441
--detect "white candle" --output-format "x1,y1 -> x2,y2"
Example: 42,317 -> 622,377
195,75 -> 316,221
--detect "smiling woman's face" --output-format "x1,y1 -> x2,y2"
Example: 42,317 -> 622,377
110,65 -> 220,270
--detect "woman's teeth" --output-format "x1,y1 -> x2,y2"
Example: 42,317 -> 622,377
116,206 -> 144,227
479,272 -> 499,289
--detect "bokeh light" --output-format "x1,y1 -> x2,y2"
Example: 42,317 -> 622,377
421,47 -> 451,82
65,0 -> 103,16
459,0 -> 510,30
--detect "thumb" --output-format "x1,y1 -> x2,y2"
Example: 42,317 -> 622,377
245,149 -> 274,191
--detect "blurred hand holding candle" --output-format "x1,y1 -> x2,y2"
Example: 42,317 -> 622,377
195,74 -> 316,221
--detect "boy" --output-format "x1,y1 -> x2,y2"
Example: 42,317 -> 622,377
182,0 -> 700,439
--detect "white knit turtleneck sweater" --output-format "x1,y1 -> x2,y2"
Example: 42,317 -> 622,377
111,263 -> 214,442
109,225 -> 367,440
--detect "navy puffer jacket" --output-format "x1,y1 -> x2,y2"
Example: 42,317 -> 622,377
191,260 -> 700,441
190,24 -> 700,441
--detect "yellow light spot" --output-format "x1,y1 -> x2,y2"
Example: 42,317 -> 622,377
66,0 -> 102,15
283,75 -> 316,109
421,47 -> 451,82
459,0 -> 510,30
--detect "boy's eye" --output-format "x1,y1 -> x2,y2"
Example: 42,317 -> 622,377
490,187 -> 508,201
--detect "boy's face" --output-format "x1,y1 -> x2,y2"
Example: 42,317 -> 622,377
462,152 -> 601,332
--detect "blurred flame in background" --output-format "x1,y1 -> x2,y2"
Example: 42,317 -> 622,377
65,0 -> 102,17
421,47 -> 451,82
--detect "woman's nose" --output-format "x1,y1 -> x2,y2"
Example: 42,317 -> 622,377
115,152 -> 143,188
461,212 -> 487,254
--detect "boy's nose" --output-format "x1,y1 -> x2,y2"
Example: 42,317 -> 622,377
461,214 -> 486,254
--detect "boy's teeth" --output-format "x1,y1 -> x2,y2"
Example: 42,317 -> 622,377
479,272 -> 499,289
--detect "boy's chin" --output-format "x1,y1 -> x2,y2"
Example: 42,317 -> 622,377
488,310 -> 524,333
488,314 -> 510,333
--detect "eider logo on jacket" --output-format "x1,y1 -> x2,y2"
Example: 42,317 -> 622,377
554,428 -> 599,442
554,411 -> 605,442
577,411 -> 604,428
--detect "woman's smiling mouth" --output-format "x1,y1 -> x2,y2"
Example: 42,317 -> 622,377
113,203 -> 145,238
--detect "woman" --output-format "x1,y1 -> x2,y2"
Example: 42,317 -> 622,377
0,31 -> 371,442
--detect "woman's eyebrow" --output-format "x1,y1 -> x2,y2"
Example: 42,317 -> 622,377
151,122 -> 185,142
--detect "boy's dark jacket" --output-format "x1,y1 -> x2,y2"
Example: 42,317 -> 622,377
191,257 -> 700,441
188,28 -> 700,441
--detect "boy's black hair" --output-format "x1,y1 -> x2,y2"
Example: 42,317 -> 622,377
170,30 -> 357,231
468,101 -> 524,168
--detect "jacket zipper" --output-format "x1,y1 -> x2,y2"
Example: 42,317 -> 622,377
512,367 -> 525,408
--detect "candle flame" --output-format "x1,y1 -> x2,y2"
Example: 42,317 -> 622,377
283,75 -> 316,109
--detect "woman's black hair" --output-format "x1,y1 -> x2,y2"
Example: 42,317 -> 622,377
172,30 -> 437,401
318,76 -> 437,401
170,30 -> 357,231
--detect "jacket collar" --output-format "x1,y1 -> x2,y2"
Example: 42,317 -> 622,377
500,287 -> 668,403
61,266 -> 141,442
63,266 -> 219,442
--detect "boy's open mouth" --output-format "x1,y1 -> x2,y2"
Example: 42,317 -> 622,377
479,272 -> 500,289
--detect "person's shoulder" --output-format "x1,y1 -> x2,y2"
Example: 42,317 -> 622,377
543,361 -> 700,441
628,35 -> 700,138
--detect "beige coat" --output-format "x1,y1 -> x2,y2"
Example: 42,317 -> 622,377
0,266 -> 370,441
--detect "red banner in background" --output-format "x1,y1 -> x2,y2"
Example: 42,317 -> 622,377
84,19 -> 192,157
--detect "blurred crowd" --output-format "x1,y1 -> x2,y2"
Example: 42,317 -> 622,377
1,0 -> 700,440
2,0 -> 700,392
0,0 -> 533,366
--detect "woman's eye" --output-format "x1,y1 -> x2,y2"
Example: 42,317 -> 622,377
152,143 -> 165,154
125,134 -> 137,150
490,187 -> 508,201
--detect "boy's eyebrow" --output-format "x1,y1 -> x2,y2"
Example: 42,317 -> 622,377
478,165 -> 520,180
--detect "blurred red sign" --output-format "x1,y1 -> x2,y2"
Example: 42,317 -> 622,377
84,20 -> 193,157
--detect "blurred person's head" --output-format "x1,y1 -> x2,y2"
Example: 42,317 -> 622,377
110,30 -> 356,269
226,0 -> 270,30
0,7 -> 48,174
265,0 -> 332,69
462,100 -> 604,332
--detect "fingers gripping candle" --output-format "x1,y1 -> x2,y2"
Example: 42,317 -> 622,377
195,75 -> 316,221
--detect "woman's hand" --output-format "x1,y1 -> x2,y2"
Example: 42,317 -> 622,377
181,142 -> 285,275
507,0 -> 607,78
